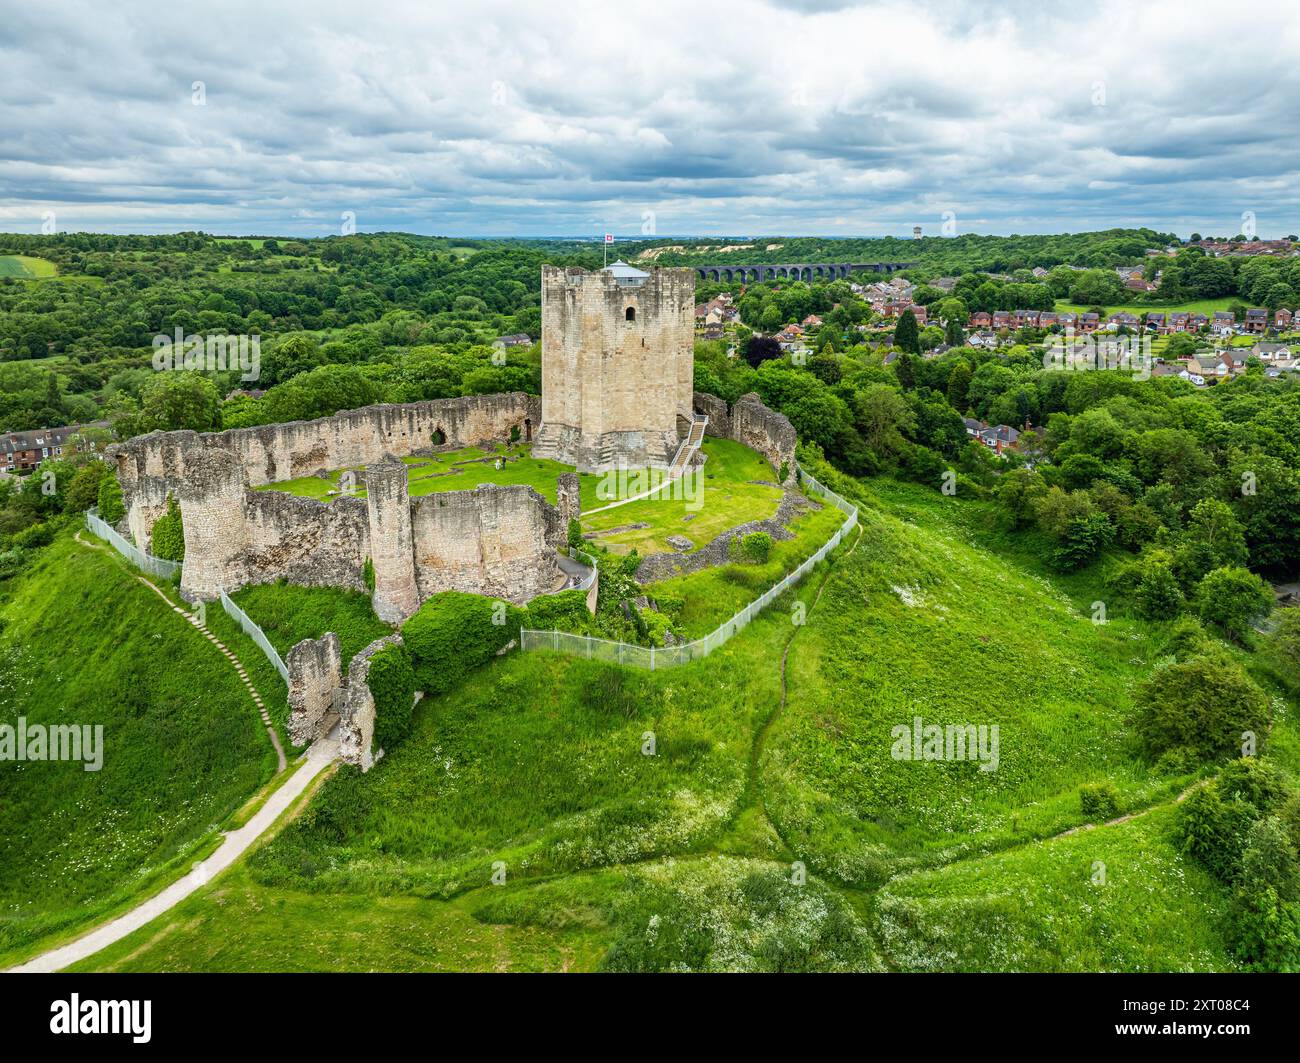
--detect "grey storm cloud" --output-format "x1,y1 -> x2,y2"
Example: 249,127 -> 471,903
1,0 -> 1298,237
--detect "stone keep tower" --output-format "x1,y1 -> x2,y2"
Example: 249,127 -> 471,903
533,262 -> 694,472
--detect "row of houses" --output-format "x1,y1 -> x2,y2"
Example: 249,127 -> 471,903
1,421 -> 110,476
965,307 -> 1292,335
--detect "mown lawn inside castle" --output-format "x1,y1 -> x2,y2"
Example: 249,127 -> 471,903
256,437 -> 789,561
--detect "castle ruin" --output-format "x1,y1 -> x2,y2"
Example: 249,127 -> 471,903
107,392 -> 566,622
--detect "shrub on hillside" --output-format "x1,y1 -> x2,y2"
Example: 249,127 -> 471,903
1132,655 -> 1269,765
64,460 -> 109,514
97,472 -> 125,524
1195,565 -> 1273,643
729,530 -> 773,564
12,523 -> 54,551
368,642 -> 416,751
1162,616 -> 1214,662
401,591 -> 525,695
150,495 -> 185,561
526,589 -> 591,634
1079,783 -> 1120,821
1050,513 -> 1114,572
567,518 -> 584,553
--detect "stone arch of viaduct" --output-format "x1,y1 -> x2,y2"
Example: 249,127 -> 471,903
693,262 -> 916,283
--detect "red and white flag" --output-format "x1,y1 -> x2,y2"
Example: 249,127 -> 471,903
604,233 -> 614,244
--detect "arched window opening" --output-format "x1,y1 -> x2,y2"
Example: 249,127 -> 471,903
625,306 -> 636,322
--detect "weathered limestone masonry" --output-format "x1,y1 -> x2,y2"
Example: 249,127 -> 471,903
411,485 -> 560,605
693,391 -> 797,487
108,392 -> 540,547
107,393 -> 563,617
286,633 -> 342,746
339,633 -> 405,771
366,460 -> 420,622
533,264 -> 695,472
175,446 -> 371,601
173,451 -> 561,613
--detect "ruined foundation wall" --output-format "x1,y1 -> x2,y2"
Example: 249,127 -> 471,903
410,485 -> 561,605
339,633 -> 404,771
286,632 -> 343,746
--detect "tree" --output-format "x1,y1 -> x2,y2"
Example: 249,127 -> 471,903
1195,566 -> 1274,642
1133,655 -> 1270,763
946,361 -> 972,410
743,335 -> 781,368
97,472 -> 125,524
850,384 -> 915,462
1051,512 -> 1114,571
64,460 -> 110,514
1176,498 -> 1249,584
893,309 -> 920,354
137,373 -> 222,434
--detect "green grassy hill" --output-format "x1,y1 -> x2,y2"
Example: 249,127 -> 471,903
26,464 -> 1299,972
0,532 -> 276,965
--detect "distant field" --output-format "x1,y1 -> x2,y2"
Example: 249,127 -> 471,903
1054,296 -> 1237,317
0,255 -> 57,278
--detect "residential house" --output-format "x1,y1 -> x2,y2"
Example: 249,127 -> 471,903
0,422 -> 108,475
1245,308 -> 1269,334
968,311 -> 992,329
493,333 -> 532,347
1274,308 -> 1293,330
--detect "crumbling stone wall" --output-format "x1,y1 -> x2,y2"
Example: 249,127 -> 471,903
108,392 -> 540,540
693,391 -> 797,487
410,485 -> 560,604
556,472 -> 581,527
339,633 -> 404,771
286,632 -> 342,746
366,460 -> 420,622
176,446 -> 372,601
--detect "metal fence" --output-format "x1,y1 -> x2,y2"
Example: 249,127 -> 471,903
520,463 -> 858,669
219,589 -> 291,684
84,509 -> 182,580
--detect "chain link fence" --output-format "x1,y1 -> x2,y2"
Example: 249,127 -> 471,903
520,464 -> 858,669
219,590 -> 290,684
85,509 -> 181,580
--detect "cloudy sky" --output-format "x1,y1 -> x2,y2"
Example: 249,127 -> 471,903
2,0 -> 1298,239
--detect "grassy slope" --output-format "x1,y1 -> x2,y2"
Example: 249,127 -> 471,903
761,473 -> 1189,886
53,464 -> 1289,972
875,804 -> 1236,972
583,438 -> 784,556
227,584 -> 392,662
0,532 -> 273,964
